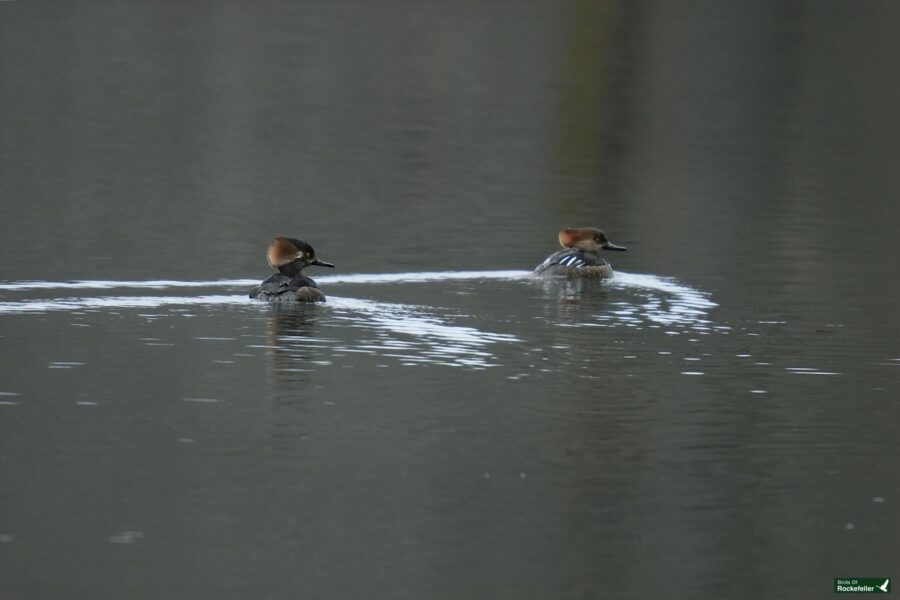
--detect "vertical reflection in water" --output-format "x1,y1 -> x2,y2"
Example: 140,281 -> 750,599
264,305 -> 320,386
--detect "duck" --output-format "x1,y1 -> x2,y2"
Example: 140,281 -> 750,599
249,236 -> 334,302
533,227 -> 626,278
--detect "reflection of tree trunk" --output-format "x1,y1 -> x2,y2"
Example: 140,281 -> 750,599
555,0 -> 640,212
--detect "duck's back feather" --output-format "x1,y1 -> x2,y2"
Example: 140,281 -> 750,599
533,249 -> 613,278
250,274 -> 325,302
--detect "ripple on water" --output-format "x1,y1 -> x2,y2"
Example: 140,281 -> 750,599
318,296 -> 522,369
0,270 -> 721,372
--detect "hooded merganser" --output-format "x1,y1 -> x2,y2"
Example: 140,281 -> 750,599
533,227 -> 627,278
249,236 -> 335,303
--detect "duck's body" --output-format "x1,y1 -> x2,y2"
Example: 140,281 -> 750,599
533,227 -> 626,278
250,273 -> 326,303
250,237 -> 334,303
534,247 -> 614,278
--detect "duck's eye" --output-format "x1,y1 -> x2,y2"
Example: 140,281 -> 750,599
305,252 -> 311,258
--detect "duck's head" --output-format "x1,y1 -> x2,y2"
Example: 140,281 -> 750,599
558,227 -> 627,253
267,236 -> 335,274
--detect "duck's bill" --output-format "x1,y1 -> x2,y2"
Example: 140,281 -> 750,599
602,242 -> 627,251
311,259 -> 335,268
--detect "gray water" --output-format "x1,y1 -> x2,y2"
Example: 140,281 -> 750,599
1,2 -> 899,599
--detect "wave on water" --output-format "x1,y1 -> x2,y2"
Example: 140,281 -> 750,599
0,294 -> 250,314
0,270 -> 530,291
608,272 -> 719,329
0,270 -> 531,316
0,270 -> 717,329
0,269 -> 718,368
324,296 -> 521,368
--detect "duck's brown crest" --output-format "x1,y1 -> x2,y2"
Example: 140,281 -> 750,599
558,227 -> 602,248
267,236 -> 301,268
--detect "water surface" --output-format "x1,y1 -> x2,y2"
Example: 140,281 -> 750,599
1,1 -> 898,599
